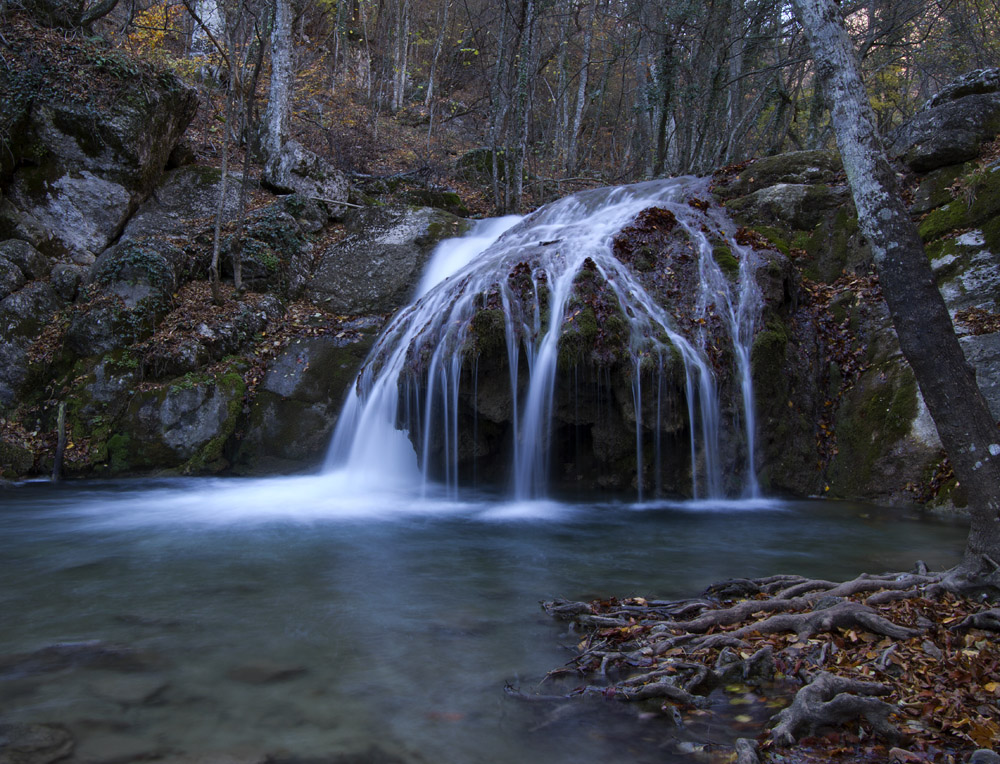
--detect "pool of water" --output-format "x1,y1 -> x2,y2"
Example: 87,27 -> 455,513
0,477 -> 968,763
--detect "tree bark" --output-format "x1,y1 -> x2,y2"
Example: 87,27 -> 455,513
263,0 -> 294,189
566,0 -> 596,174
791,0 -> 1000,573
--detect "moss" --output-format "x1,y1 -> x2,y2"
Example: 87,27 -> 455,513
830,363 -> 918,491
469,308 -> 507,356
918,200 -> 968,242
182,371 -> 246,474
107,433 -> 132,474
712,243 -> 740,278
919,165 -> 1000,242
797,207 -> 859,282
750,323 -> 789,401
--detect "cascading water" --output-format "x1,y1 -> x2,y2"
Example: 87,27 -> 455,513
325,177 -> 763,500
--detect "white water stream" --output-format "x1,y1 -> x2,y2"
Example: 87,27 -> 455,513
325,178 -> 762,500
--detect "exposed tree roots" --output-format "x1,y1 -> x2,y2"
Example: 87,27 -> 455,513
511,564 -> 1000,763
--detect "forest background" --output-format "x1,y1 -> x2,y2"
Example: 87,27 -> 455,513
33,0 -> 1000,216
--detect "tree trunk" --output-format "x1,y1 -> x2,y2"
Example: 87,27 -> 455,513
791,0 -> 1000,575
566,0 -> 596,175
425,0 -> 449,107
263,0 -> 293,189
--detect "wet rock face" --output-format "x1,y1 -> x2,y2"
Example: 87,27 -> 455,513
306,206 -> 470,314
235,330 -> 379,472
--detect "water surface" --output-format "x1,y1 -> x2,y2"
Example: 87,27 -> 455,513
0,479 -> 967,762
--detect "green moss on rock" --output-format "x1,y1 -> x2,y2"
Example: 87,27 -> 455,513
829,363 -> 918,493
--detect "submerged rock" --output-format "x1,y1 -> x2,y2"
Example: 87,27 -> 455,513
0,723 -> 73,764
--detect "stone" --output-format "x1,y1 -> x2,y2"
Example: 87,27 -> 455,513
63,239 -> 181,357
0,437 -> 34,479
0,282 -> 62,341
0,240 -> 49,280
969,751 -> 1000,764
119,165 -> 244,243
306,206 -> 470,314
889,92 -> 1000,172
263,140 -> 351,219
225,661 -> 306,684
725,183 -> 851,231
0,282 -> 63,407
0,59 -> 197,260
926,68 -> 1000,108
235,330 -> 378,471
142,295 -> 282,380
50,263 -> 85,301
88,675 -> 168,706
960,333 -> 1000,419
114,370 -> 245,472
0,257 -> 25,301
0,723 -> 73,764
714,150 -> 843,199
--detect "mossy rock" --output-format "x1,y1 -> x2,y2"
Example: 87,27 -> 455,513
110,369 -> 246,473
714,150 -> 843,199
918,165 -> 1000,242
828,361 -> 920,495
0,437 -> 34,478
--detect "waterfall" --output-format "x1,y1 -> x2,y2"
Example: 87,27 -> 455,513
324,178 -> 763,499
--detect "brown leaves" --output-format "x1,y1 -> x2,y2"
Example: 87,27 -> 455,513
542,577 -> 1000,763
955,307 -> 1000,336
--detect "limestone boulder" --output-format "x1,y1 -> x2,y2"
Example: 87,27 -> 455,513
889,69 -> 1000,172
113,371 -> 246,473
0,59 -> 197,261
235,329 -> 378,471
306,206 -> 470,314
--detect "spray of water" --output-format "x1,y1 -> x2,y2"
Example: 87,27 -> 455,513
324,178 -> 762,499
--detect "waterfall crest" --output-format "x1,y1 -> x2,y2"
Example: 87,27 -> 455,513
325,178 -> 763,499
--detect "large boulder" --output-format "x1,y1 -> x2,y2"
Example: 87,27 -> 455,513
63,238 -> 181,357
306,206 -> 470,314
119,165 -> 244,244
0,34 -> 198,262
262,140 -> 350,215
889,69 -> 1000,172
111,370 -> 246,473
235,328 -> 379,472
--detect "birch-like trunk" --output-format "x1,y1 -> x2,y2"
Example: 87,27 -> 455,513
792,0 -> 1000,573
566,0 -> 596,174
263,0 -> 293,189
424,0 -> 449,107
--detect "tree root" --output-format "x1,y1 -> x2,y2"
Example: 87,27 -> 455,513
769,671 -> 902,745
520,563 -> 1000,762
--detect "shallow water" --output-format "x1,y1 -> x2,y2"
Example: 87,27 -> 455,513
0,478 -> 968,762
